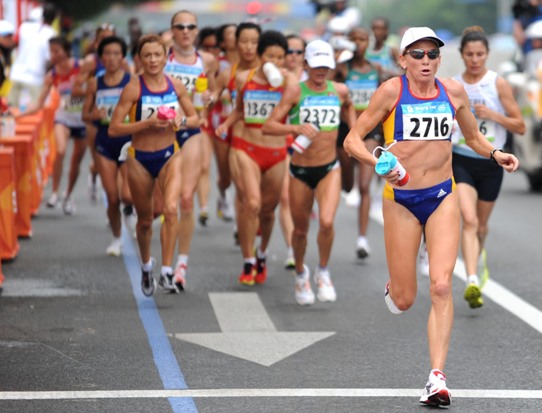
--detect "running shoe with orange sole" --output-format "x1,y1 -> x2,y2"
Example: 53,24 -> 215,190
255,257 -> 267,284
238,263 -> 256,286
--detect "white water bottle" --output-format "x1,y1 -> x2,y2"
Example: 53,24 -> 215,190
262,62 -> 283,88
292,124 -> 319,153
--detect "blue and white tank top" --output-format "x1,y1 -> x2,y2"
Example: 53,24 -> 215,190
95,72 -> 131,128
130,75 -> 179,123
383,75 -> 456,146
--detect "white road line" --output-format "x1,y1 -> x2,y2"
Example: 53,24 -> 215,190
0,389 -> 541,400
369,206 -> 542,334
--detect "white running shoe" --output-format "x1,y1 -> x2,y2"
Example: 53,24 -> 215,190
420,369 -> 451,406
46,192 -> 58,208
284,253 -> 295,270
418,245 -> 430,277
173,263 -> 187,292
159,272 -> 176,292
294,265 -> 315,306
384,282 -> 403,314
314,267 -> 337,303
62,195 -> 76,215
141,258 -> 156,297
216,196 -> 234,221
106,238 -> 122,257
343,188 -> 360,208
356,237 -> 371,259
124,210 -> 138,239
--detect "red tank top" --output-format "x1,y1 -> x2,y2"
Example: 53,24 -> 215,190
241,68 -> 285,129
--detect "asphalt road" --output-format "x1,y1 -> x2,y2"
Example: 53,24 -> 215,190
1,154 -> 541,413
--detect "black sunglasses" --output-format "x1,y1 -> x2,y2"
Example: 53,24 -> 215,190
287,49 -> 304,56
406,49 -> 440,60
172,24 -> 197,31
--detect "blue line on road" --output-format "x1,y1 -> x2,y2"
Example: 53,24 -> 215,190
122,228 -> 197,412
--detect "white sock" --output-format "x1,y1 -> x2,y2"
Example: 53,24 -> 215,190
244,257 -> 256,265
142,260 -> 153,271
176,255 -> 188,267
256,248 -> 266,260
357,235 -> 367,244
161,266 -> 172,276
296,266 -> 307,278
468,274 -> 479,285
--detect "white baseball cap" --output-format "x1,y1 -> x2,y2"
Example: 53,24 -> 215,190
29,7 -> 43,22
0,20 -> 14,37
305,39 -> 336,69
400,27 -> 444,54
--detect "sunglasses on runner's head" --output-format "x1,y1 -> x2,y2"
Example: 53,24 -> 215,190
99,23 -> 115,32
172,24 -> 197,31
406,49 -> 440,60
287,49 -> 304,55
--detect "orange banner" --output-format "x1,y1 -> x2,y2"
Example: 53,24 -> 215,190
15,123 -> 42,216
0,147 -> 20,260
0,135 -> 35,237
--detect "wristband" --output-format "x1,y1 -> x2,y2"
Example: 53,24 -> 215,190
489,148 -> 503,164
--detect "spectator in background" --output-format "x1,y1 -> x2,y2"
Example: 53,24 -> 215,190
9,3 -> 57,109
332,0 -> 361,29
513,0 -> 542,55
315,0 -> 360,38
0,20 -> 15,92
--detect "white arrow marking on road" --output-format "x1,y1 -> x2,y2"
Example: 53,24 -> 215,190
172,292 -> 335,367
